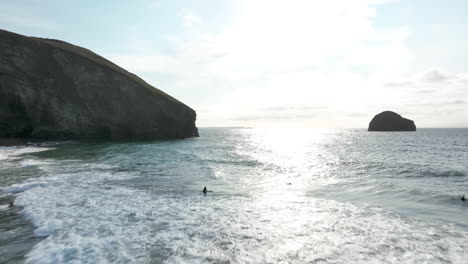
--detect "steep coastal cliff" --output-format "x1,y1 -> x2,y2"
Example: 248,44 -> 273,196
0,29 -> 198,140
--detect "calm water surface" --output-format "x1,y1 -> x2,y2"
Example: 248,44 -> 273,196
1,128 -> 468,263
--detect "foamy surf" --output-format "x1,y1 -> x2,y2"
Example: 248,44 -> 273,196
0,146 -> 51,161
14,172 -> 468,263
1,128 -> 468,263
4,182 -> 51,194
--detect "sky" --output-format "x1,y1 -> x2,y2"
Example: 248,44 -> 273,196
1,0 -> 467,128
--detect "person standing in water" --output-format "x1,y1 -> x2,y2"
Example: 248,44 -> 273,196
203,186 -> 207,194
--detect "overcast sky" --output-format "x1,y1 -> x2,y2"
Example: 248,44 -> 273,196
1,0 -> 467,128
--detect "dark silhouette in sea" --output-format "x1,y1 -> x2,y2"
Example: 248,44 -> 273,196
368,111 -> 416,131
462,195 -> 466,202
202,186 -> 213,195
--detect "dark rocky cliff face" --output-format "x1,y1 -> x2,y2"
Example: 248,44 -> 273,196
368,111 -> 416,131
0,29 -> 198,140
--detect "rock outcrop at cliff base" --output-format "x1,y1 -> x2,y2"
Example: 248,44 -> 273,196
0,29 -> 198,140
368,111 -> 416,131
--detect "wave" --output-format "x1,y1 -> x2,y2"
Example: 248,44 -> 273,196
337,160 -> 466,179
397,168 -> 466,178
4,181 -> 51,194
15,177 -> 468,263
0,146 -> 51,161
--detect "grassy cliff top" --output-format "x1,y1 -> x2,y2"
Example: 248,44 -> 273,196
34,37 -> 185,107
0,29 -> 186,108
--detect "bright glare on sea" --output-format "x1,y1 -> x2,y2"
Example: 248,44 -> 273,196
1,128 -> 468,263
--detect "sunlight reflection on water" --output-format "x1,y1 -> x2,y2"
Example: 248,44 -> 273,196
2,128 -> 468,263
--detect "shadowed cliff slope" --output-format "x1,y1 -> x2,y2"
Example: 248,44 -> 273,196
0,29 -> 198,140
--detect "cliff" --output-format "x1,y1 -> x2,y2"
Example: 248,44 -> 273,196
368,111 -> 416,131
0,29 -> 198,140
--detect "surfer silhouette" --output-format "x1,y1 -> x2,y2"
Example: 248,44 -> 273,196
202,186 -> 213,195
462,195 -> 466,202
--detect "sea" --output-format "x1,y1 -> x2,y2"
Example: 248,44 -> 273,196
1,128 -> 468,263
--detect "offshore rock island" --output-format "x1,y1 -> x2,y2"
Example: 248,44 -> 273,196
368,111 -> 416,131
0,29 -> 198,141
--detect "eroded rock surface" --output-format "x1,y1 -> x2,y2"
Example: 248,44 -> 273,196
368,111 -> 416,131
0,29 -> 198,140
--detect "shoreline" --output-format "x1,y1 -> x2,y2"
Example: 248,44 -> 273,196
0,140 -> 45,263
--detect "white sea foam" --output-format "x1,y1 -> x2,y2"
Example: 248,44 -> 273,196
13,167 -> 468,263
4,182 -> 51,194
0,146 -> 51,162
4,128 -> 468,263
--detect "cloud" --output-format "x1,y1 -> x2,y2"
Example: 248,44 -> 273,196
416,89 -> 436,94
111,0 -> 408,75
375,69 -> 468,127
449,99 -> 465,105
107,1 -> 466,127
384,69 -> 468,91
260,105 -> 325,112
403,99 -> 465,107
347,112 -> 368,117
231,114 -> 293,121
200,0 -> 411,76
179,10 -> 202,28
420,69 -> 452,83
385,81 -> 413,87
